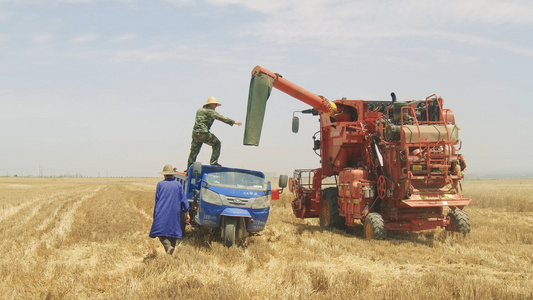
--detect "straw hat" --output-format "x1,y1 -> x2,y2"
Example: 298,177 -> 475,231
159,164 -> 176,175
204,96 -> 221,107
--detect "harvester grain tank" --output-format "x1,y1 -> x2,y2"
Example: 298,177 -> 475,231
244,65 -> 470,239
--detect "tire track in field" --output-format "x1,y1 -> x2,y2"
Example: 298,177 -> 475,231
0,192 -> 65,224
120,184 -> 154,221
0,185 -> 105,257
135,205 -> 152,221
38,186 -> 105,250
34,187 -> 100,234
0,192 -> 68,253
132,202 -> 153,221
129,182 -> 157,190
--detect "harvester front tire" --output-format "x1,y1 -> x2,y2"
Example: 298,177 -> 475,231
364,212 -> 386,240
448,209 -> 470,235
319,187 -> 345,230
224,218 -> 236,247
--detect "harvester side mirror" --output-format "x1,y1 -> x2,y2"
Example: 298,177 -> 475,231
292,116 -> 299,133
272,175 -> 288,199
279,174 -> 288,188
313,139 -> 321,151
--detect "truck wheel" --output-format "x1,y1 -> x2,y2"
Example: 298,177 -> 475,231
447,209 -> 470,235
364,212 -> 386,240
224,218 -> 237,247
319,187 -> 345,229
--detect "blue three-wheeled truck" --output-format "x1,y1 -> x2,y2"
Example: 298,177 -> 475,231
175,162 -> 287,247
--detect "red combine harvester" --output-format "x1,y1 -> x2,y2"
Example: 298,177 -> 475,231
244,65 -> 470,240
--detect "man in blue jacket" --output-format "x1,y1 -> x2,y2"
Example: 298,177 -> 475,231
149,164 -> 190,255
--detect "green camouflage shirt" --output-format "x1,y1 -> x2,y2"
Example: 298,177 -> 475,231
192,106 -> 235,134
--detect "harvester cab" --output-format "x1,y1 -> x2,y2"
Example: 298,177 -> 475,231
243,65 -> 471,240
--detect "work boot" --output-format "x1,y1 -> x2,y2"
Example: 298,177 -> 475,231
211,163 -> 222,167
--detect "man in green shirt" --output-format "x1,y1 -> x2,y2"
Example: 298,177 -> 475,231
186,96 -> 242,171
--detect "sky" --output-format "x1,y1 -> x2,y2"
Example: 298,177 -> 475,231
1,0 -> 532,178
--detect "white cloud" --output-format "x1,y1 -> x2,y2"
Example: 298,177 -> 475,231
59,0 -> 93,3
434,0 -> 533,24
107,44 -> 249,65
109,47 -> 189,63
68,34 -> 99,43
434,31 -> 533,57
206,0 -> 291,13
163,0 -> 194,5
208,0 -> 533,25
206,0 -> 533,57
32,34 -> 53,43
112,34 -> 137,42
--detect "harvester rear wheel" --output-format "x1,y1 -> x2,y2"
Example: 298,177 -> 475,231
447,209 -> 470,235
364,212 -> 386,240
319,187 -> 345,229
224,218 -> 237,247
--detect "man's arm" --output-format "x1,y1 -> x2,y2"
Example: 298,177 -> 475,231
210,110 -> 241,126
179,184 -> 190,223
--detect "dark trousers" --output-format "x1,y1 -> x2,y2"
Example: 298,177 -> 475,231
187,132 -> 221,168
158,236 -> 177,255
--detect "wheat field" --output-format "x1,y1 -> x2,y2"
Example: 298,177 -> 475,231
0,177 -> 531,299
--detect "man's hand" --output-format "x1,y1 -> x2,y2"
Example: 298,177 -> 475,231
185,212 -> 190,224
234,121 -> 242,126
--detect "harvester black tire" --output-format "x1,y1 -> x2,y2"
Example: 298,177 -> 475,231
448,209 -> 471,235
364,212 -> 386,240
319,187 -> 345,230
224,218 -> 237,247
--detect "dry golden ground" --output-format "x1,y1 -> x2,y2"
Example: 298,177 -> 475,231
0,177 -> 531,299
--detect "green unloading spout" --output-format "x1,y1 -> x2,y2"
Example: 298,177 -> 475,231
243,65 -> 336,146
243,72 -> 274,146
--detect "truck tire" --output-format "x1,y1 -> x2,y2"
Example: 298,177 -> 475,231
319,187 -> 345,229
364,212 -> 386,240
224,218 -> 236,247
447,209 -> 470,235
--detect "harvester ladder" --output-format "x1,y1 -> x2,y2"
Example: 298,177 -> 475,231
426,144 -> 449,179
